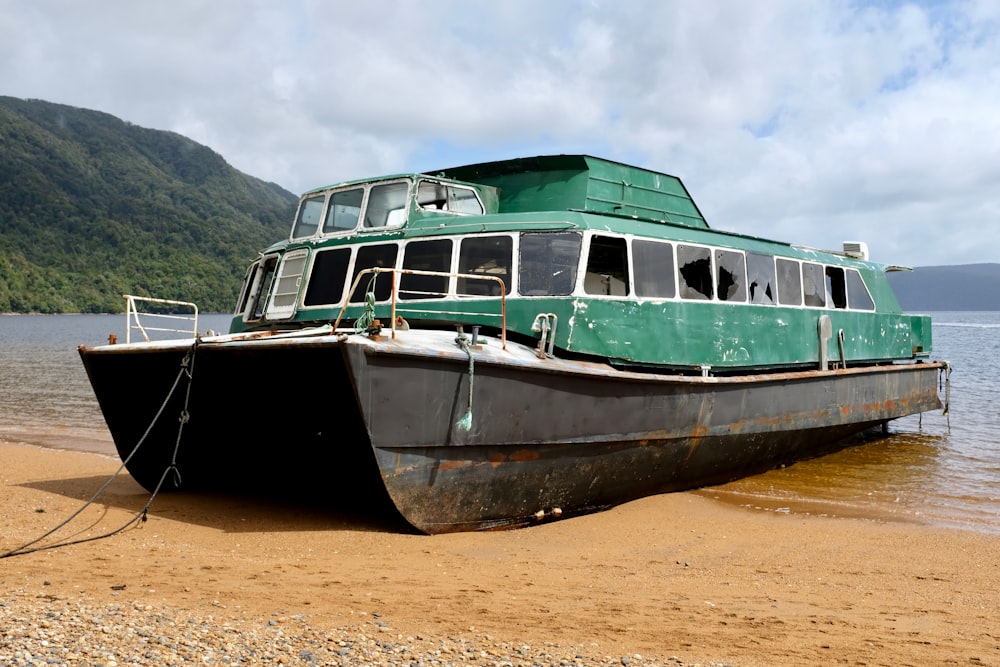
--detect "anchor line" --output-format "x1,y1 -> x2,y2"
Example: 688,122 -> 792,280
0,340 -> 200,559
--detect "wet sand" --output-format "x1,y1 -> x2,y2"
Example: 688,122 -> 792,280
2,441 -> 998,666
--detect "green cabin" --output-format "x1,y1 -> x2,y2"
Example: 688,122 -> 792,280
230,155 -> 931,374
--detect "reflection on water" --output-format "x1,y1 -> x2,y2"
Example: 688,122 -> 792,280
1,312 -> 998,535
703,312 -> 1000,535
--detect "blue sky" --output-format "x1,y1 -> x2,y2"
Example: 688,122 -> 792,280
1,0 -> 997,267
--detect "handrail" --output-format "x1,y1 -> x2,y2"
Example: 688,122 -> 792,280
123,295 -> 199,343
332,268 -> 507,350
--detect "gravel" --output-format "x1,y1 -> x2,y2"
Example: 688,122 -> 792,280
0,593 -> 730,667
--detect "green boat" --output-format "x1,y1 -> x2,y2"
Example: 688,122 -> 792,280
79,155 -> 949,533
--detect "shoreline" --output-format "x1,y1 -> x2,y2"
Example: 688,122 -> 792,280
2,441 -> 999,665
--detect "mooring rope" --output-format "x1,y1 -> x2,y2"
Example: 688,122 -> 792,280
454,332 -> 474,431
0,340 -> 199,559
354,275 -> 379,334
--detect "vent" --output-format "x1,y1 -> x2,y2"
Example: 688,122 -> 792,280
843,241 -> 869,260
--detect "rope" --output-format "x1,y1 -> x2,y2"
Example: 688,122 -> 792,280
354,275 -> 378,333
455,332 -> 474,431
1,341 -> 199,559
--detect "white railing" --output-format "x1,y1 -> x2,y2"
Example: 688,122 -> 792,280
123,295 -> 199,343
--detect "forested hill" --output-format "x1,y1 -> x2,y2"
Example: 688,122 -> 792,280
0,96 -> 297,313
887,263 -> 1000,311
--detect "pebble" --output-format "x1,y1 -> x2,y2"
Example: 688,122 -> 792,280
0,592 -> 731,667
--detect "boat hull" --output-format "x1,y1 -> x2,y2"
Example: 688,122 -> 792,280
78,331 -> 945,533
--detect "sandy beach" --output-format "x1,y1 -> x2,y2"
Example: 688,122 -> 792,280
2,441 -> 998,666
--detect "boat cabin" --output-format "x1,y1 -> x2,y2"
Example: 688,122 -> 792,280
230,155 -> 932,373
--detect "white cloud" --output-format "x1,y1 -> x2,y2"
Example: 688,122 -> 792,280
1,0 -> 998,266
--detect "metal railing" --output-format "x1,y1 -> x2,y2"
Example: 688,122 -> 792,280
332,268 -> 507,349
123,295 -> 200,343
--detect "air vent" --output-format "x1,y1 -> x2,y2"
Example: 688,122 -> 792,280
843,241 -> 869,260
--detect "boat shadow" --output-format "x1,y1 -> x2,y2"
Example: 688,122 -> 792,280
19,474 -> 419,535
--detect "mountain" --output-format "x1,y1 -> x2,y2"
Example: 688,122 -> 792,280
887,263 -> 1000,311
0,96 -> 297,313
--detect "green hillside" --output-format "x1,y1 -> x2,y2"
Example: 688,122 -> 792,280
0,96 -> 297,313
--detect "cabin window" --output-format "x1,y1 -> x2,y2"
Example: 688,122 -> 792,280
846,269 -> 875,310
677,245 -> 713,300
303,248 -> 351,306
518,232 -> 581,296
776,258 -> 802,306
747,252 -> 776,305
458,236 -> 512,296
265,249 -> 309,319
802,262 -> 826,307
632,240 -> 676,298
584,236 -> 629,296
825,266 -> 847,309
416,181 -> 484,215
292,195 -> 324,239
363,181 -> 410,229
715,250 -> 747,302
349,243 -> 399,302
323,187 -> 364,233
400,239 -> 453,300
239,256 -> 278,320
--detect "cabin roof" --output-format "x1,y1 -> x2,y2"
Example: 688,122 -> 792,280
433,154 -> 710,229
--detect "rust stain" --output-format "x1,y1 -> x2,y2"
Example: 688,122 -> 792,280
509,449 -> 541,462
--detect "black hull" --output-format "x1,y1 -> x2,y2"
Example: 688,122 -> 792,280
79,332 -> 945,533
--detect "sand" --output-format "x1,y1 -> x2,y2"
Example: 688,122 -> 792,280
2,441 -> 998,666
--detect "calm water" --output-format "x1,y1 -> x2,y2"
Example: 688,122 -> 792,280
0,312 -> 995,534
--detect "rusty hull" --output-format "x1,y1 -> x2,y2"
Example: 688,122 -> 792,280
78,331 -> 945,534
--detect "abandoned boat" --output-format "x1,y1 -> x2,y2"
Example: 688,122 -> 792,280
78,154 -> 949,533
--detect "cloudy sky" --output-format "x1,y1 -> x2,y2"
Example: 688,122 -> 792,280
2,0 -> 996,267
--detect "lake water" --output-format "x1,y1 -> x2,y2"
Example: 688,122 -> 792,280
0,312 -> 995,534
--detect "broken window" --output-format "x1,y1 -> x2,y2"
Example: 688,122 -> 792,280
677,245 -> 713,300
303,248 -> 351,306
416,180 -> 484,215
584,236 -> 629,296
802,262 -> 826,307
292,195 -> 324,239
715,249 -> 747,302
846,269 -> 875,310
349,244 -> 399,302
458,236 -> 512,296
776,258 -> 802,306
632,240 -> 676,299
518,231 -> 582,296
746,252 -> 776,305
825,266 -> 847,309
249,256 -> 279,320
323,187 -> 364,233
400,239 -> 453,300
363,181 -> 410,229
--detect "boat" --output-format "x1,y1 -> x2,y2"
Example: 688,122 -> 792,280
78,154 -> 949,533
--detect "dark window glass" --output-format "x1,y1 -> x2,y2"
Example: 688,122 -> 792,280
584,236 -> 629,296
746,252 -> 776,305
846,269 -> 875,310
349,244 -> 399,302
250,256 -> 279,319
400,239 -> 453,300
802,262 -> 826,307
292,195 -> 324,238
715,249 -> 747,302
825,266 -> 847,309
303,248 -> 351,306
678,245 -> 713,300
633,240 -> 676,298
458,236 -> 512,296
236,262 -> 259,315
518,232 -> 582,296
776,258 -> 802,306
323,188 -> 364,233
